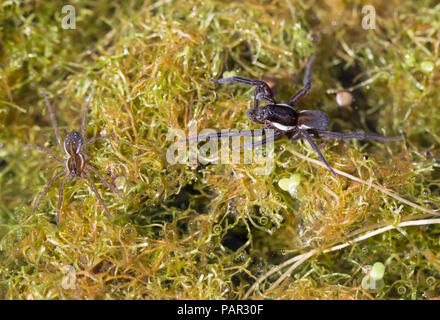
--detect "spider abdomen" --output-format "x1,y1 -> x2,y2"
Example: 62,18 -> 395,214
67,153 -> 85,177
297,110 -> 330,130
64,131 -> 84,156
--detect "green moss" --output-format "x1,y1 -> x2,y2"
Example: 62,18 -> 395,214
1,0 -> 439,299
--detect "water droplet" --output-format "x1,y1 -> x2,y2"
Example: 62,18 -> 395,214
213,225 -> 222,234
426,276 -> 436,286
259,216 -> 268,225
278,174 -> 302,193
420,61 -> 434,73
370,262 -> 385,280
397,285 -> 406,295
404,53 -> 416,67
115,176 -> 126,190
336,91 -> 353,106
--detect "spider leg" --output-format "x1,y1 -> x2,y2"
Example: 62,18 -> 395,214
32,170 -> 65,213
315,130 -> 404,141
211,76 -> 276,108
80,85 -> 95,139
20,143 -> 63,163
301,130 -> 337,176
180,129 -> 265,143
288,54 -> 316,106
56,175 -> 66,229
86,164 -> 123,200
233,131 -> 283,150
43,89 -> 64,155
85,169 -> 112,219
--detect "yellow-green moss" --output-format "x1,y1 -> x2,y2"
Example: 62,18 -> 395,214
0,0 -> 439,299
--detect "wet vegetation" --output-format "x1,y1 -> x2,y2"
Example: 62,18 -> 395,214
0,0 -> 439,299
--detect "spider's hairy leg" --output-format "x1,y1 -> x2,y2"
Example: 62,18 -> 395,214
86,164 -> 123,199
288,54 -> 316,106
56,175 -> 66,229
233,131 -> 283,150
211,76 -> 276,108
42,89 -> 64,155
180,129 -> 265,143
32,170 -> 65,212
316,130 -> 404,141
20,143 -> 63,163
301,130 -> 337,177
211,76 -> 268,86
80,85 -> 95,138
85,170 -> 112,219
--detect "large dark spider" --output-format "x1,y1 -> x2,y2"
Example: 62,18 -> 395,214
190,54 -> 403,176
21,88 -> 123,228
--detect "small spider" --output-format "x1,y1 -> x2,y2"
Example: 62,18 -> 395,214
21,88 -> 123,228
188,54 -> 403,176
